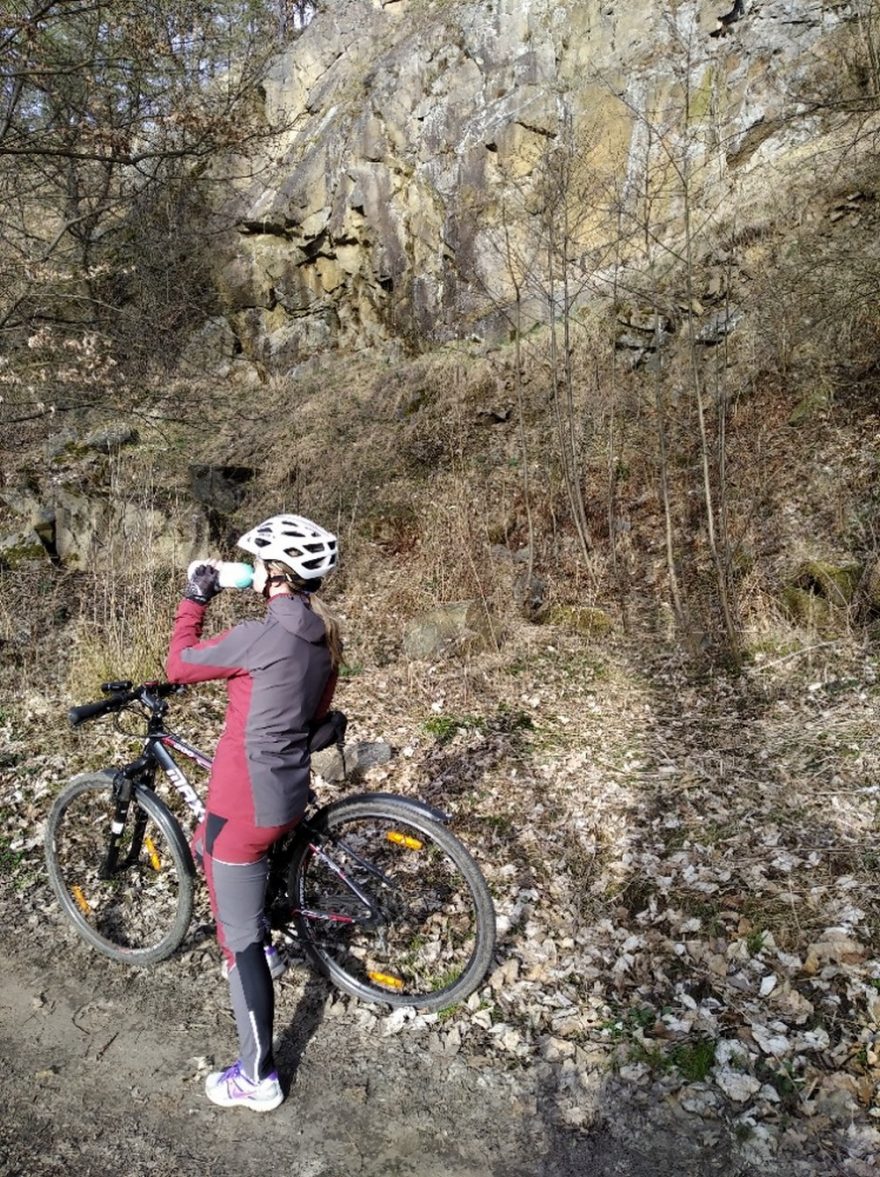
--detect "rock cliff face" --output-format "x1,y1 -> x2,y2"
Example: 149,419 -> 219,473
208,0 -> 864,371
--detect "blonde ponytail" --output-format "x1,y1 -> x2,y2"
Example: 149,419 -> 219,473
309,592 -> 343,670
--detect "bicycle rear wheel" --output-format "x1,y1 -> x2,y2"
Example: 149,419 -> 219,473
288,796 -> 495,1011
44,773 -> 195,966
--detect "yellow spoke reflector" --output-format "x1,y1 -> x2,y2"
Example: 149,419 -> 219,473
144,836 -> 162,871
386,831 -> 423,851
367,971 -> 405,991
71,885 -> 91,915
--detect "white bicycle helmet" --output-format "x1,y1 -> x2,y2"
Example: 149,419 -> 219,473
237,514 -> 339,581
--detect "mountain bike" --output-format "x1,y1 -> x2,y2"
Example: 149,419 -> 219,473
43,680 -> 496,1012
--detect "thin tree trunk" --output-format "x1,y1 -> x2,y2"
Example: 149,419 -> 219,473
652,311 -> 685,626
679,80 -> 738,655
503,220 -> 536,604
547,219 -> 591,564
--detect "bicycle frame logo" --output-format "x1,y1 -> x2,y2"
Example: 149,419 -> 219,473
155,734 -> 210,822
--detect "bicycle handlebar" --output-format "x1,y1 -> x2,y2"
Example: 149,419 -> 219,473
68,681 -> 182,728
68,695 -> 132,726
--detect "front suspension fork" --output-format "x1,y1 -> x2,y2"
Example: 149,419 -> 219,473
98,768 -> 149,878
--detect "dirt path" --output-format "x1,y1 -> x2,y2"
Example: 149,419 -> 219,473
0,925 -> 752,1177
8,634 -> 871,1176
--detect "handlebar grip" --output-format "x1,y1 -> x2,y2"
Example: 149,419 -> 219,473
68,696 -> 123,727
67,681 -> 178,728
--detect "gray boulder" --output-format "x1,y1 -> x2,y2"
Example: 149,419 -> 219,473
1,485 -> 187,569
403,601 -> 494,660
311,740 -> 393,783
178,317 -> 239,377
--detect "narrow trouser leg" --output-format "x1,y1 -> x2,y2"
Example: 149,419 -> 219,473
207,855 -> 275,1082
228,941 -> 274,1081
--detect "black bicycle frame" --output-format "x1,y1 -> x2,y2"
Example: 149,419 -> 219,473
291,838 -> 383,926
98,716 -> 207,876
103,715 -> 388,928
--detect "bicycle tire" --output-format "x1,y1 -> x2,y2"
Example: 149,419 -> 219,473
287,796 -> 496,1011
44,772 -> 195,966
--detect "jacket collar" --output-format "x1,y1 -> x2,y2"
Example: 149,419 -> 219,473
268,594 -> 326,643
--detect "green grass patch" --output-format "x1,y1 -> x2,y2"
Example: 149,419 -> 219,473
423,713 -> 486,744
622,1034 -> 717,1082
746,927 -> 767,955
0,837 -> 26,875
669,1037 -> 717,1081
627,1041 -> 668,1071
601,1004 -> 656,1041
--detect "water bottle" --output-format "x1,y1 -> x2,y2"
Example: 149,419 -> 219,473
217,562 -> 254,590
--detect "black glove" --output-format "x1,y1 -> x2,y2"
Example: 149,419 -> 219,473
184,563 -> 221,605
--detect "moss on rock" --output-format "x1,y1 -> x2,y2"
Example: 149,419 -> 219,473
539,605 -> 613,637
792,560 -> 861,606
0,530 -> 49,568
780,586 -> 835,629
788,388 -> 831,426
403,601 -> 495,660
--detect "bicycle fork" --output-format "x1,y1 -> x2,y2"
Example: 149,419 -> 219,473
98,761 -> 151,879
97,738 -> 200,880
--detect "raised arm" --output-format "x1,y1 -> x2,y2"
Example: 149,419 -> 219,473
165,599 -> 238,683
165,563 -> 256,684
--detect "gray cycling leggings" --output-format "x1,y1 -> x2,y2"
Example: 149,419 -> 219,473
196,813 -> 297,1083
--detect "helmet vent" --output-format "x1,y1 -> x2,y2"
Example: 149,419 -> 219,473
236,513 -> 339,581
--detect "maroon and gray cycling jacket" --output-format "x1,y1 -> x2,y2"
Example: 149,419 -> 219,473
165,594 -> 336,827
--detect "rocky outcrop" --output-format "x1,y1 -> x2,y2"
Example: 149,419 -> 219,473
0,528 -> 47,569
207,0 -> 865,371
780,558 -> 864,631
0,423 -> 259,568
0,484 -> 188,570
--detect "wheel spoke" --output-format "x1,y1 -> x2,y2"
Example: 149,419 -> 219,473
290,802 -> 494,1010
45,776 -> 193,965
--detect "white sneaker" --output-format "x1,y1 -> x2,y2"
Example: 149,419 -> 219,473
205,1061 -> 284,1111
221,943 -> 287,981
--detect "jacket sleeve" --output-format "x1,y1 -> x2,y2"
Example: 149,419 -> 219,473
165,599 -> 256,684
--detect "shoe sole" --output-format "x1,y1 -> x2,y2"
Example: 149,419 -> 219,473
206,1091 -> 284,1112
205,1073 -> 284,1112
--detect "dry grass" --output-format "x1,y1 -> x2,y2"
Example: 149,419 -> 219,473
65,569 -> 177,695
1,110 -> 879,703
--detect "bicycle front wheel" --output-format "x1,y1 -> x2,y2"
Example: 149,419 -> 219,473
288,797 -> 496,1011
44,773 -> 195,966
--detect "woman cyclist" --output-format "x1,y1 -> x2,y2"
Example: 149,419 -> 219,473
166,513 -> 341,1112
